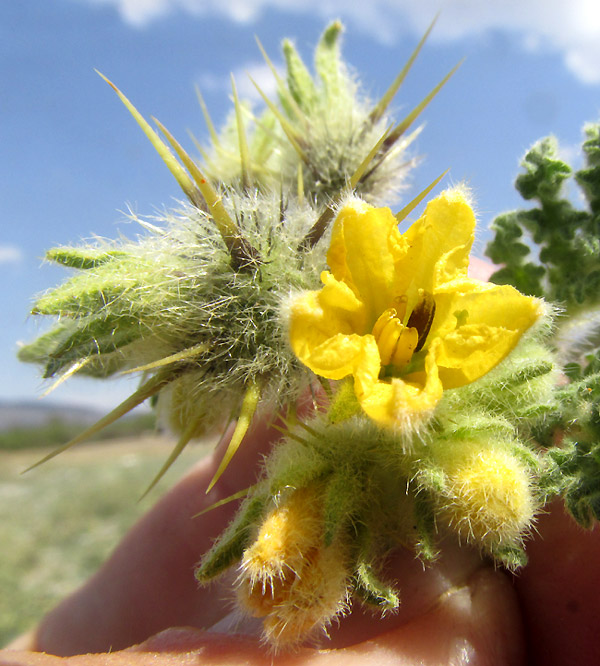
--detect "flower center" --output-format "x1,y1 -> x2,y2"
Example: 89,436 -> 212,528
371,290 -> 436,370
372,309 -> 419,368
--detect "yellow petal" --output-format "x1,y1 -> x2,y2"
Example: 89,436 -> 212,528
397,189 -> 475,295
432,284 -> 542,388
319,271 -> 367,333
300,333 -> 380,381
354,347 -> 443,429
289,275 -> 368,367
327,201 -> 402,322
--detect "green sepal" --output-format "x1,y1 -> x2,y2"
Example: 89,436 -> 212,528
315,21 -> 345,101
354,560 -> 400,613
195,490 -> 269,582
322,468 -> 362,546
42,315 -> 142,378
17,321 -> 79,366
282,39 -> 318,112
327,378 -> 362,423
264,432 -> 332,495
413,490 -> 439,562
491,544 -> 528,570
31,262 -> 146,317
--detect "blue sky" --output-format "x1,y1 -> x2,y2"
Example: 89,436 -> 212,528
2,0 -> 600,409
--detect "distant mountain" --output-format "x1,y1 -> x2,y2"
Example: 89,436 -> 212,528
0,400 -> 105,431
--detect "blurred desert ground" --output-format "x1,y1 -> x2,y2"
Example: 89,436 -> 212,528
0,430 -> 213,646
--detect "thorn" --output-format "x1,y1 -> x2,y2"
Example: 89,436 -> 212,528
120,342 -> 210,375
22,370 -> 175,474
206,381 -> 261,493
230,73 -> 252,190
153,118 -> 262,270
368,15 -> 439,125
193,484 -> 257,518
297,207 -> 334,253
255,36 -> 308,128
249,76 -> 309,166
380,60 -> 463,155
295,420 -> 320,438
40,358 -> 91,397
187,129 -> 216,173
298,127 -> 396,252
350,124 -> 394,189
395,170 -> 449,223
271,423 -> 309,446
96,70 -> 196,200
297,163 -> 304,201
195,85 -> 220,147
139,414 -> 202,501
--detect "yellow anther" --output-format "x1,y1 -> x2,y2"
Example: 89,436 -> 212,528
371,308 -> 398,342
372,309 -> 418,368
377,317 -> 404,365
391,326 -> 419,366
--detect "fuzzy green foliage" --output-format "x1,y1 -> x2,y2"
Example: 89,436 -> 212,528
486,132 -> 600,311
541,353 -> 600,526
195,490 -> 270,582
198,320 -> 559,618
202,21 -> 431,210
21,195 -> 324,432
486,124 -> 600,531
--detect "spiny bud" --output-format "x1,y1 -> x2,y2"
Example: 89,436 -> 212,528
237,485 -> 350,646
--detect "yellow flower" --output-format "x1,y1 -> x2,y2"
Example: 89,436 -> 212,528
289,189 -> 542,429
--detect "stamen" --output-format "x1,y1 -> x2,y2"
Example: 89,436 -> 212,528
371,309 -> 419,368
372,308 -> 397,341
391,327 -> 419,366
377,316 -> 404,365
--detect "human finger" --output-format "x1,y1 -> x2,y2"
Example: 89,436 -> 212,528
29,413 -> 284,657
0,560 -> 523,665
512,501 -> 600,665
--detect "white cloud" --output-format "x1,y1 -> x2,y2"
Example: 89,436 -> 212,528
79,0 -> 600,84
234,62 -> 280,102
0,245 -> 23,265
197,62 -> 280,104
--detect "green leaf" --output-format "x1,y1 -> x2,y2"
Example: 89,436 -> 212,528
516,137 -> 571,202
413,490 -> 439,562
46,248 -> 130,270
43,315 -> 143,378
322,469 -> 361,546
314,21 -> 345,101
282,39 -> 318,111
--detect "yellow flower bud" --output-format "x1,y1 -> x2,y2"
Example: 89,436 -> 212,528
240,487 -> 321,584
439,447 -> 536,551
237,486 -> 350,646
261,542 -> 350,646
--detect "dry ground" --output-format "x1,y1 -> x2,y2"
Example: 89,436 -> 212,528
0,435 -> 212,646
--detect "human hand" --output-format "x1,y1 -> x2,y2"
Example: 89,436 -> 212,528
3,406 -> 600,665
3,257 -> 600,665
